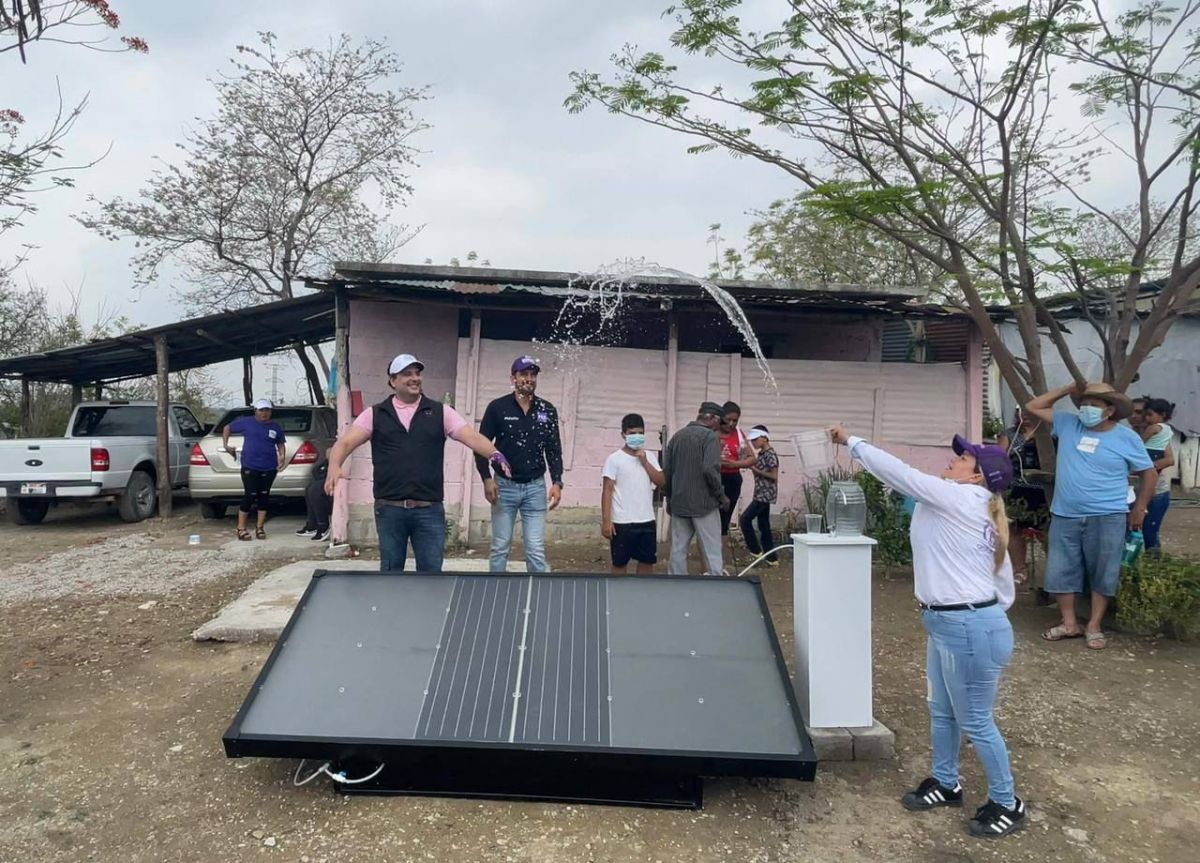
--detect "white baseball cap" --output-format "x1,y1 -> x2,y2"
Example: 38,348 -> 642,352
388,353 -> 425,374
746,428 -> 768,441
253,398 -> 273,410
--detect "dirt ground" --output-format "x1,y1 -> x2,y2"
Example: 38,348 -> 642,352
1,500 -> 1198,863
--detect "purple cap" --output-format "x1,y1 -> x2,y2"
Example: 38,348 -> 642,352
511,355 -> 540,374
952,435 -> 1013,493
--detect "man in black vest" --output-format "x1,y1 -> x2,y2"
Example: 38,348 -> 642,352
325,353 -> 510,572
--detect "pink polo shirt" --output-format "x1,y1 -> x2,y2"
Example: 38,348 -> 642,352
353,397 -> 469,440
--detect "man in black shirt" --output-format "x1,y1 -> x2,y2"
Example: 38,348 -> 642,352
475,355 -> 564,572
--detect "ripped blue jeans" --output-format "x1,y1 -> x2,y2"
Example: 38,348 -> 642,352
922,604 -> 1016,807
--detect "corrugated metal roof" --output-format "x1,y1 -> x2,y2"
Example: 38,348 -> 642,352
0,293 -> 334,384
311,263 -> 958,317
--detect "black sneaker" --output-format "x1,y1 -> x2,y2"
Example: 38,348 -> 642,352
901,777 -> 963,811
967,797 -> 1026,838
312,528 -> 330,542
295,527 -> 316,537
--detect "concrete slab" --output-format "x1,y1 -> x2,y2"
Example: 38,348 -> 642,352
804,720 -> 895,761
192,558 -> 527,643
847,720 -> 896,761
215,515 -> 328,559
805,725 -> 853,761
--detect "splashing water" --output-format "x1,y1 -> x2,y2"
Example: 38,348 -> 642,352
543,258 -> 778,394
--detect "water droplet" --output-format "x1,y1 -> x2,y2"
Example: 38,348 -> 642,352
698,697 -> 705,704
338,686 -> 345,693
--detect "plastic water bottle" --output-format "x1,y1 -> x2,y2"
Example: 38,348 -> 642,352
1121,530 -> 1144,568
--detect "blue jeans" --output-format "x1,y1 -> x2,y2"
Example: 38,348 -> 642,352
374,502 -> 445,572
1045,513 -> 1126,596
922,605 -> 1016,808
1142,491 -> 1170,551
489,477 -> 548,572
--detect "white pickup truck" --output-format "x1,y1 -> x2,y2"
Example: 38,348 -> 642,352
0,400 -> 207,525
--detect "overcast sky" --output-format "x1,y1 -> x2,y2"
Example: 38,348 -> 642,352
5,1 -> 1176,404
9,1 -> 793,328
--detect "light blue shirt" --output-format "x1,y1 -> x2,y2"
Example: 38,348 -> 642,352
1051,411 -> 1153,517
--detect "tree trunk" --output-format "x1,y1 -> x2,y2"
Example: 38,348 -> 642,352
310,342 -> 331,381
293,344 -> 326,406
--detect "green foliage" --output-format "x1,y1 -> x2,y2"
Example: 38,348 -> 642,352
855,470 -> 914,565
738,192 -> 948,292
1117,553 -> 1200,640
800,465 -> 913,565
568,0 -> 1200,395
982,413 -> 1005,441
1003,492 -> 1050,534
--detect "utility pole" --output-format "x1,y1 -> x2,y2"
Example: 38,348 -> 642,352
265,358 -> 285,404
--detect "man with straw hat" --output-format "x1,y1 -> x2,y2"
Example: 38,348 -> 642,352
1024,382 -> 1156,650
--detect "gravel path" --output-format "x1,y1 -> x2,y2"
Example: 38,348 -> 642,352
0,534 -> 242,605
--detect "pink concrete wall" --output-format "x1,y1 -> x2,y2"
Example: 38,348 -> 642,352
339,302 -> 975,542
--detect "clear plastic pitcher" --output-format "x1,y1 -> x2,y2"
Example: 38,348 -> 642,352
791,428 -> 835,472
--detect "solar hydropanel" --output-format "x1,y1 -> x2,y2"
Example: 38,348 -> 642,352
224,571 -> 816,807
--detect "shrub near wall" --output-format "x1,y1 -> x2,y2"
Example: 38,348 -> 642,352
1117,554 -> 1200,640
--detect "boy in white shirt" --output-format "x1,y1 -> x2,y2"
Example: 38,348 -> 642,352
601,413 -> 666,573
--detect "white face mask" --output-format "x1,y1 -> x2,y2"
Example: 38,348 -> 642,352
1078,405 -> 1106,427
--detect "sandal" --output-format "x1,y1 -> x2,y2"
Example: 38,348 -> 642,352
236,528 -> 252,541
1085,630 -> 1107,650
255,527 -> 266,540
1042,623 -> 1084,641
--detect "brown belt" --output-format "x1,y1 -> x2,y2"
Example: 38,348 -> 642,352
378,499 -> 437,509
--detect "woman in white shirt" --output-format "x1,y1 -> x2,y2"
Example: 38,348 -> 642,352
829,426 -> 1025,839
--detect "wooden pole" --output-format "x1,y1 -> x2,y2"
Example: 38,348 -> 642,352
19,378 -> 31,437
331,289 -> 353,544
242,356 -> 253,405
154,334 -> 172,518
661,312 -> 679,543
457,310 -> 483,545
93,383 -> 103,400
665,312 -> 679,440
70,383 -> 82,406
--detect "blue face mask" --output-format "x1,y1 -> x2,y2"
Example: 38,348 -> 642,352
624,433 -> 646,449
1078,405 -> 1106,427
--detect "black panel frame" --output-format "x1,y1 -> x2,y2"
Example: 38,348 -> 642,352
223,571 -> 817,783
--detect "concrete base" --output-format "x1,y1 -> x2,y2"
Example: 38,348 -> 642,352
192,558 -> 527,643
806,720 -> 895,762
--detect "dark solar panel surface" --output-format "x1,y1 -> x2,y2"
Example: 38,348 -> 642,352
234,572 -> 804,761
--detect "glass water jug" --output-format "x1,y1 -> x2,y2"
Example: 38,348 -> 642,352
824,481 -> 867,536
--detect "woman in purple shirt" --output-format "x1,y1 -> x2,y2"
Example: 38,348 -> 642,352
222,398 -> 286,540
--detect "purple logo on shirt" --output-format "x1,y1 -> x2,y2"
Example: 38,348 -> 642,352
536,412 -> 548,423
